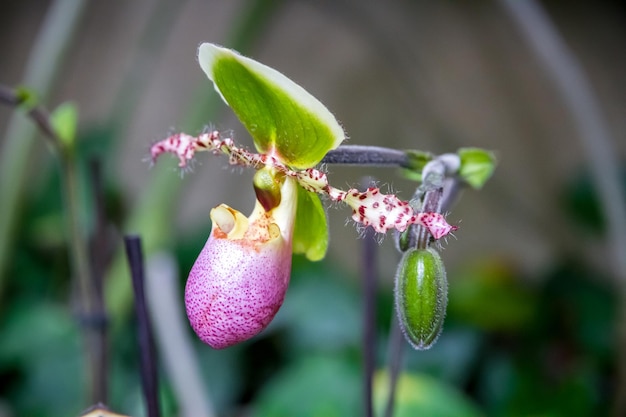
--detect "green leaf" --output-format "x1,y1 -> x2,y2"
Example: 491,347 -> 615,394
448,259 -> 536,331
274,262 -> 361,352
198,43 -> 345,169
292,186 -> 328,261
0,303 -> 83,416
254,355 -> 361,417
50,102 -> 78,150
373,370 -> 483,417
458,147 -> 496,189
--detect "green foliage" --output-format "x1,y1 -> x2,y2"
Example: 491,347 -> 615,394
254,355 -> 361,417
272,257 -> 361,352
563,166 -> 626,235
373,371 -> 482,417
448,260 -> 536,331
0,303 -> 82,417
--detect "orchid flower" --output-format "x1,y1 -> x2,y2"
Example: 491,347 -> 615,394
150,43 -> 458,349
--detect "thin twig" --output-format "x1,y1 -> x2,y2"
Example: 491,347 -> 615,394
384,316 -> 405,417
88,159 -> 110,404
500,1 -> 626,415
0,84 -> 59,149
0,85 -> 21,106
124,236 -> 161,417
361,177 -> 378,417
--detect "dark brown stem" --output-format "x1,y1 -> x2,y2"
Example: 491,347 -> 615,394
322,145 -> 410,167
384,316 -> 405,417
416,187 -> 444,250
124,236 -> 160,417
58,145 -> 104,406
361,177 -> 378,417
88,159 -> 110,403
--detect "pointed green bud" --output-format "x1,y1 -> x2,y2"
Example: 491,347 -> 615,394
253,167 -> 284,212
458,147 -> 496,189
50,102 -> 78,151
394,247 -> 448,350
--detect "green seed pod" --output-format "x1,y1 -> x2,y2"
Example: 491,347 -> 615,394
394,247 -> 448,350
253,167 -> 285,212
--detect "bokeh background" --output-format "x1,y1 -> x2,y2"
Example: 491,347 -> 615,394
1,1 -> 625,416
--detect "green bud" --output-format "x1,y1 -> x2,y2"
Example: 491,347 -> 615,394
394,247 -> 448,350
50,102 -> 78,151
457,147 -> 496,189
253,167 -> 284,212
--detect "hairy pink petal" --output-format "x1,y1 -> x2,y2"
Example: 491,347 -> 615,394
415,212 -> 458,239
150,130 -> 458,239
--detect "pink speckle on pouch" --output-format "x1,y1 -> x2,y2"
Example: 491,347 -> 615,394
185,232 -> 292,349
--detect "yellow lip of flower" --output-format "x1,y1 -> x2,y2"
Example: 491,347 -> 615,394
211,176 -> 297,245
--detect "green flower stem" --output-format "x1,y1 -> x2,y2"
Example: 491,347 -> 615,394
1,84 -> 106,403
0,0 -> 88,296
322,145 -> 410,167
361,178 -> 378,417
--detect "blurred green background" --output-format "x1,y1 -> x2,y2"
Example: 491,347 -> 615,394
0,1 -> 625,416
